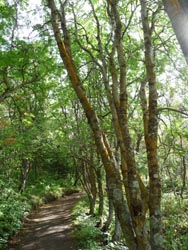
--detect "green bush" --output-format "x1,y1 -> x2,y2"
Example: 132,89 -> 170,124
0,190 -> 31,250
0,174 -> 67,249
75,224 -> 101,250
162,194 -> 188,250
73,193 -> 188,250
73,196 -> 102,250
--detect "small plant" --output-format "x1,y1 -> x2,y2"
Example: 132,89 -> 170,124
162,194 -> 188,250
0,190 -> 31,250
0,173 -> 69,249
73,196 -> 103,250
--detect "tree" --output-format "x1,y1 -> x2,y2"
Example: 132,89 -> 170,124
0,0 -> 188,249
140,1 -> 162,248
0,0 -> 64,192
163,0 -> 188,64
46,1 -> 137,248
46,0 -> 165,249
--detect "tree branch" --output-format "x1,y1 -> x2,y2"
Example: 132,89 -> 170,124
158,107 -> 188,117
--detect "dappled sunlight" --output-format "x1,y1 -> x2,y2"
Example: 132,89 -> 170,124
1,1 -> 188,250
13,193 -> 84,250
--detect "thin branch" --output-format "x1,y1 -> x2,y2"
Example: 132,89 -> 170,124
158,107 -> 188,117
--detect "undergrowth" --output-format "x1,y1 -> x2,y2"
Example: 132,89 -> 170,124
73,196 -> 103,250
73,194 -> 188,250
162,194 -> 188,250
73,196 -> 128,250
0,174 -> 72,250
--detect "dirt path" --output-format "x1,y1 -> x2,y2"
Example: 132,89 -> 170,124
10,192 -> 84,250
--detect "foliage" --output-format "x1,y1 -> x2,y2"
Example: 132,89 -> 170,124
0,0 -> 188,249
25,175 -> 64,207
162,194 -> 188,250
73,194 -> 188,250
0,188 -> 30,250
0,173 -> 72,250
73,196 -> 103,250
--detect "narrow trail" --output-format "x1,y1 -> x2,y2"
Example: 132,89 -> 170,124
10,192 -> 84,250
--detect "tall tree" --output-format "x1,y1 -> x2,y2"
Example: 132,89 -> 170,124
140,1 -> 162,249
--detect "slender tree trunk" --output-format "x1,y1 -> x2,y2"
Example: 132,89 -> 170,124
96,166 -> 104,220
112,215 -> 122,242
180,137 -> 186,198
19,159 -> 31,193
102,194 -> 114,232
88,161 -> 97,215
107,2 -> 150,249
80,159 -> 96,215
73,157 -> 80,187
140,1 -> 162,249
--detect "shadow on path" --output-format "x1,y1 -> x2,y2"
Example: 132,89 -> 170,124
9,192 -> 84,250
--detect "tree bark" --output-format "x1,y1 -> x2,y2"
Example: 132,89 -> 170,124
87,158 -> 97,215
140,1 -> 162,249
112,215 -> 122,242
107,2 -> 150,248
19,159 -> 31,193
96,165 -> 104,219
163,0 -> 188,64
101,193 -> 114,232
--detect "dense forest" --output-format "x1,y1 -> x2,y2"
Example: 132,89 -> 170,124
0,0 -> 188,250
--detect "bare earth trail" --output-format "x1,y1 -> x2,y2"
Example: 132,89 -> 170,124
11,192 -> 84,250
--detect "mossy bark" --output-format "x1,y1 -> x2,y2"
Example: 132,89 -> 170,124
140,1 -> 162,249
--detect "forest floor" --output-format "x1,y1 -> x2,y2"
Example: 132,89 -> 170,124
9,192 -> 84,250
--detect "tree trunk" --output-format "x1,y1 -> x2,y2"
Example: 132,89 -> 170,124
102,193 -> 114,232
107,2 -> 150,248
80,159 -> 96,215
163,0 -> 188,64
96,165 -> 104,220
19,159 -> 31,193
140,1 -> 162,249
112,215 -> 122,242
88,161 -> 97,215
